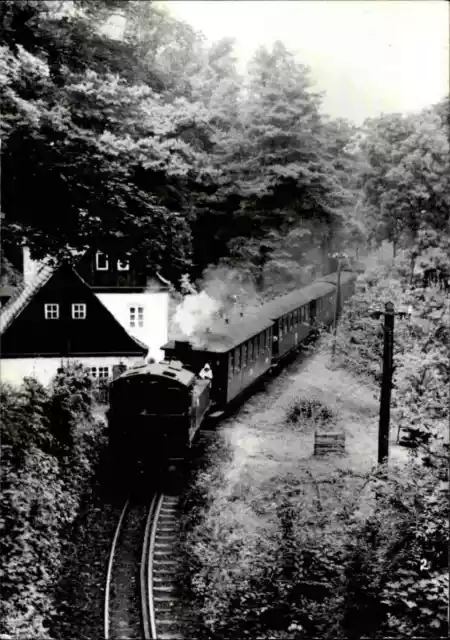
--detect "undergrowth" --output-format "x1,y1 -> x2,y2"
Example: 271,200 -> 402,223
0,364 -> 108,638
181,350 -> 448,639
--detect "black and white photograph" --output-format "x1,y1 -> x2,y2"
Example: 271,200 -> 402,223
0,1 -> 448,638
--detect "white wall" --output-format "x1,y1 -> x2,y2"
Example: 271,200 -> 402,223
97,292 -> 169,361
0,356 -> 143,387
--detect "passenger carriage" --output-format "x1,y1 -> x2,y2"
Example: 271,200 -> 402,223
260,281 -> 335,361
162,315 -> 273,410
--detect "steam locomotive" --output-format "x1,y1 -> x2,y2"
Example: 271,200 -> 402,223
107,270 -> 357,467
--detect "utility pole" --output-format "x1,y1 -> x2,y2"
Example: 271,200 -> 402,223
331,252 -> 348,360
378,301 -> 395,464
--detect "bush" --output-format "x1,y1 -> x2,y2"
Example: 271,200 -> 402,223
0,364 -> 107,637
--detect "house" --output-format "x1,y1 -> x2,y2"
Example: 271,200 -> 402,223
0,262 -> 150,386
75,249 -> 169,362
0,248 -> 170,386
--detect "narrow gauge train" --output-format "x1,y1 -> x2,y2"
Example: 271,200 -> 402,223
108,269 -> 357,466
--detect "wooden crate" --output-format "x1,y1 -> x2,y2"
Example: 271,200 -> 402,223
314,431 -> 346,456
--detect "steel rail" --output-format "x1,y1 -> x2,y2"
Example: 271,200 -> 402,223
141,493 -> 159,639
148,493 -> 165,639
104,498 -> 130,640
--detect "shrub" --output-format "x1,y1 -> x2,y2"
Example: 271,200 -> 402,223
0,364 -> 107,637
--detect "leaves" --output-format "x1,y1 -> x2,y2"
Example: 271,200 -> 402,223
0,365 -> 108,637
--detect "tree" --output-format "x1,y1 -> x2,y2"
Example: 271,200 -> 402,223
359,100 -> 450,255
0,0 -> 209,281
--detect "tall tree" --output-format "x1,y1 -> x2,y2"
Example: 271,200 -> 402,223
0,0 -> 208,280
360,101 -> 449,255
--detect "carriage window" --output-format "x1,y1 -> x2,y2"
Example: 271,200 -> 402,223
249,340 -> 254,362
230,351 -> 235,375
243,343 -> 248,367
235,347 -> 241,372
254,336 -> 259,357
305,306 -> 309,321
260,333 -> 265,351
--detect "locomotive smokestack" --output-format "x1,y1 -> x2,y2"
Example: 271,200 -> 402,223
174,340 -> 192,353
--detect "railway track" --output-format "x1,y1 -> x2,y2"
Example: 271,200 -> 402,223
105,493 -> 184,639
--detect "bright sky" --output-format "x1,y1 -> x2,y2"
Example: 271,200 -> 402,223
164,0 -> 449,123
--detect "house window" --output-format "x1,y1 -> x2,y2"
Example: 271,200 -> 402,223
129,306 -> 144,328
90,366 -> 109,379
117,259 -> 130,271
72,303 -> 87,319
44,303 -> 59,319
96,252 -> 109,271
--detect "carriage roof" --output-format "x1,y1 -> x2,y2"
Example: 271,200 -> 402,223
260,280 -> 336,320
162,314 -> 273,354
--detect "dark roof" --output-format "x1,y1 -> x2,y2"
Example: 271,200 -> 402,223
163,313 -> 273,354
260,280 -> 336,320
117,359 -> 196,387
0,263 -> 148,354
0,263 -> 56,335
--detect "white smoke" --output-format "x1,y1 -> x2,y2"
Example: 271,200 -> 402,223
173,290 -> 221,342
171,267 -> 263,347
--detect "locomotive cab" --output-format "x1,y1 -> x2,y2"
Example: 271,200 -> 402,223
108,360 -> 211,468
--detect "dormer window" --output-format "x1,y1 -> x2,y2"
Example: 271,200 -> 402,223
44,303 -> 59,319
72,303 -> 87,319
117,259 -> 130,271
96,252 -> 109,271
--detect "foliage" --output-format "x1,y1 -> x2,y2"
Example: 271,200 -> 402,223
334,233 -> 449,459
183,419 -> 448,639
360,100 -> 450,253
1,0 -> 369,286
0,364 -> 107,637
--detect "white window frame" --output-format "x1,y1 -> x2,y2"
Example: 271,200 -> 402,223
44,303 -> 59,320
129,305 -> 144,328
90,367 -> 97,378
117,259 -> 130,271
72,303 -> 87,320
98,366 -> 109,380
95,251 -> 109,271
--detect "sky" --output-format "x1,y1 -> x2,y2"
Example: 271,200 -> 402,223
164,0 -> 449,124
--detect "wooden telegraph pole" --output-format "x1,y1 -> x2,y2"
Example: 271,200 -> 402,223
378,301 -> 395,464
331,254 -> 345,359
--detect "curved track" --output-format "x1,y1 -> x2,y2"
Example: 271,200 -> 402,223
105,494 -> 183,639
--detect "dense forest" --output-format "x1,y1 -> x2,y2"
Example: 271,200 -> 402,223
0,1 -> 449,638
2,0 -> 447,289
